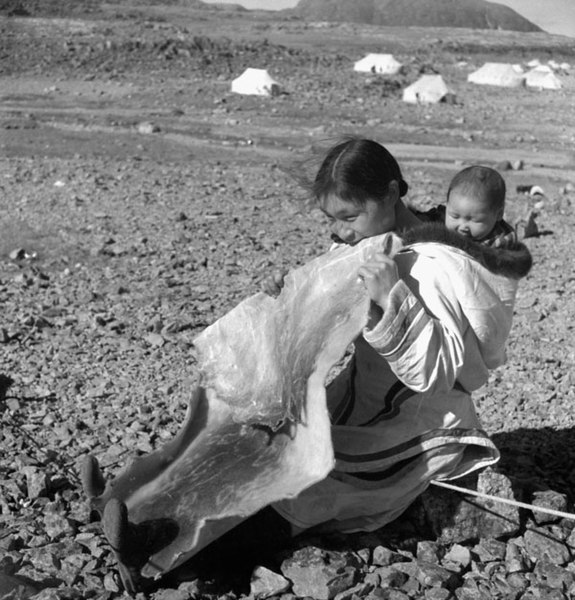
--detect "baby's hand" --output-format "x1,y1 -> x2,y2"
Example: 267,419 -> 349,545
490,231 -> 517,248
357,253 -> 399,310
262,269 -> 288,297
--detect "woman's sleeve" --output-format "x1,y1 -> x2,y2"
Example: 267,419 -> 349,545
362,278 -> 467,395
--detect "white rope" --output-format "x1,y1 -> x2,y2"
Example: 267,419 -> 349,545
430,480 -> 575,521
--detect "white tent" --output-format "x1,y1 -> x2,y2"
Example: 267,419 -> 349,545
353,53 -> 402,75
231,68 -> 281,97
402,75 -> 453,104
467,63 -> 525,88
525,68 -> 562,90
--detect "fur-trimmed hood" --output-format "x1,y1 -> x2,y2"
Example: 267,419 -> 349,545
401,222 -> 532,279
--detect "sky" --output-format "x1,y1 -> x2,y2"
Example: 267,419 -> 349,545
201,0 -> 575,37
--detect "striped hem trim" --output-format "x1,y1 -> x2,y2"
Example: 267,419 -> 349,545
359,382 -> 417,426
334,427 -> 494,471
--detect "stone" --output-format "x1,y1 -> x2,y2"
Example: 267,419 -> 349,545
21,466 -> 49,499
531,491 -> 569,525
372,566 -> 408,588
495,160 -> 512,171
512,160 -> 524,171
44,510 -> 76,540
523,527 -> 572,565
533,556 -> 575,590
415,561 -> 459,589
250,565 -> 291,599
424,589 -> 452,600
505,541 -> 532,573
137,121 -> 160,134
333,582 -> 375,600
442,544 -> 471,568
422,470 -> 520,544
453,578 -> 483,599
9,248 -> 26,260
153,589 -> 191,600
0,572 -> 41,597
417,541 -> 442,563
473,539 -> 507,562
506,572 -> 530,591
372,546 -> 409,567
281,546 -> 359,600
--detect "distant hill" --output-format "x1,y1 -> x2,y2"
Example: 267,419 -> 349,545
291,0 -> 543,32
0,0 -> 247,17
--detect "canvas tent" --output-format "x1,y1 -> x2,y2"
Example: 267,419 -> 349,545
231,68 -> 281,97
353,53 -> 402,75
402,74 -> 453,104
467,63 -> 525,88
525,68 -> 562,90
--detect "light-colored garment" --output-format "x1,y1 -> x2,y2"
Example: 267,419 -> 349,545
275,240 -> 519,533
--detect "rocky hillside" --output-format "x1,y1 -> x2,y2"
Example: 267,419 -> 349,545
0,0 -> 246,17
291,0 -> 543,32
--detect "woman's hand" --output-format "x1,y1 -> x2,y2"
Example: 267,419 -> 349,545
357,253 -> 399,311
262,269 -> 288,297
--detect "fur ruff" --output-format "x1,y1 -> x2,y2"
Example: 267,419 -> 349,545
401,222 -> 532,279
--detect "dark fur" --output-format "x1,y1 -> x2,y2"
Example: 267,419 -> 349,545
401,222 -> 532,279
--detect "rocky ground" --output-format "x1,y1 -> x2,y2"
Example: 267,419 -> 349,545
2,6 -> 575,600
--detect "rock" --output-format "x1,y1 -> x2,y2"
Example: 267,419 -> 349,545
21,466 -> 49,499
505,541 -> 532,573
512,160 -> 524,171
424,589 -> 452,600
44,510 -> 76,540
515,208 -> 540,240
333,582 -> 375,600
533,556 -> 575,590
250,566 -> 291,599
372,565 -> 408,588
372,546 -> 409,567
495,160 -> 512,171
0,573 -> 41,598
415,561 -> 459,589
422,470 -> 520,544
144,332 -> 165,347
531,491 -> 569,525
9,248 -> 26,260
416,541 -> 443,563
443,544 -> 472,569
281,547 -> 359,600
25,545 -> 61,574
137,121 -> 160,134
153,589 -> 191,600
473,538 -> 507,562
506,572 -> 529,591
523,527 -> 572,565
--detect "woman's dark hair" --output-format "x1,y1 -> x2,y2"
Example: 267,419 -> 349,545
312,137 -> 409,205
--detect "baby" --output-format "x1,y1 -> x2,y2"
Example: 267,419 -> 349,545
421,166 -> 516,246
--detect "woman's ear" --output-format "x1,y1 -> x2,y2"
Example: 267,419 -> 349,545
387,180 -> 400,204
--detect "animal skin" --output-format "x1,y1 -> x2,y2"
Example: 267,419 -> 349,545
86,233 -> 400,579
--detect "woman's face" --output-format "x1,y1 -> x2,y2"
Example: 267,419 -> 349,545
320,192 -> 397,245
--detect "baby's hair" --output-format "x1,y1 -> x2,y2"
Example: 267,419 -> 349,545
447,165 -> 506,212
312,136 -> 409,206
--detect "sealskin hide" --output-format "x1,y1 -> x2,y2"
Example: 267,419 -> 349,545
88,233 -> 400,578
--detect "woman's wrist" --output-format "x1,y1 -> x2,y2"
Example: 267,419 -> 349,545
366,301 -> 384,329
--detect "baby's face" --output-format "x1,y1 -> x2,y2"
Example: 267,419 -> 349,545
445,190 -> 501,241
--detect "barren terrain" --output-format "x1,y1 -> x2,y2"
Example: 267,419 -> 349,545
1,5 -> 575,599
